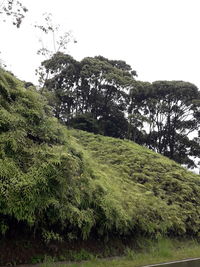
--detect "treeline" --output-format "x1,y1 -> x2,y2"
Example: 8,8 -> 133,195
40,52 -> 200,168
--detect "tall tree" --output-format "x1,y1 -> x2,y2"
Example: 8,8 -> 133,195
129,80 -> 200,167
41,53 -> 136,138
79,56 -> 135,118
41,52 -> 80,121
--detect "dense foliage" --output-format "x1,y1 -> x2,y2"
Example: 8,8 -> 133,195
40,52 -> 136,138
1,69 -> 200,243
71,130 -> 200,237
129,81 -> 200,167
40,53 -> 200,167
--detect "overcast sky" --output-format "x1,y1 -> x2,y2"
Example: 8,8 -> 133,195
0,0 -> 200,87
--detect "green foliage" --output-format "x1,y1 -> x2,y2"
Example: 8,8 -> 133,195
1,69 -> 200,243
68,113 -> 100,134
124,247 -> 136,260
70,129 -> 200,238
67,249 -> 95,261
42,230 -> 63,244
36,239 -> 200,267
31,255 -> 46,264
41,53 -> 135,138
129,80 -> 200,167
0,69 -> 99,238
41,53 -> 200,167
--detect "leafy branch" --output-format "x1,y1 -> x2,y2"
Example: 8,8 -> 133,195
0,0 -> 28,27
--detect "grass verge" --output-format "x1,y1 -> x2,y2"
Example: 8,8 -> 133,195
39,238 -> 200,267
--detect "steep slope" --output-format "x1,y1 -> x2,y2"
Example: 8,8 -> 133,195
69,130 -> 200,237
0,68 -> 200,245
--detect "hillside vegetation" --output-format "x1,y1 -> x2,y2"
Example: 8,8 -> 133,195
1,68 -> 200,244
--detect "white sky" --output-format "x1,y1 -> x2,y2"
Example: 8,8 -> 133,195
0,0 -> 200,87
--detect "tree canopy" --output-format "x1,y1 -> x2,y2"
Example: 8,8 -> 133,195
40,52 -> 200,167
129,80 -> 200,167
41,52 -> 137,138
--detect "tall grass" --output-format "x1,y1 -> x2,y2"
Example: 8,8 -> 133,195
39,238 -> 200,267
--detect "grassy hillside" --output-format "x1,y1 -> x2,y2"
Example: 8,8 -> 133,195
69,129 -> 200,237
1,67 -> 200,248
